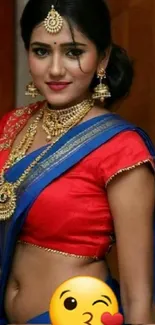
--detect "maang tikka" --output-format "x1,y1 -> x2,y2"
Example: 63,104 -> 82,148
43,5 -> 63,34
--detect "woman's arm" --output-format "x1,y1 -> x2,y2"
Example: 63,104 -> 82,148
107,164 -> 155,324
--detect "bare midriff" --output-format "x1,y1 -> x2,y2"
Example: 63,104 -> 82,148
4,242 -> 108,324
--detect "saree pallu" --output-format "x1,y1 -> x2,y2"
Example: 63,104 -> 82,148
0,113 -> 155,324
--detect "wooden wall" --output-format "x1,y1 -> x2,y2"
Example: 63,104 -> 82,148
0,0 -> 15,118
108,0 -> 155,143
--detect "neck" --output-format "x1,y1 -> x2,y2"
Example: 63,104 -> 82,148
47,92 -> 92,111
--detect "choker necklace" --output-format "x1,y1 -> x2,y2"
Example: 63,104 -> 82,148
42,98 -> 94,141
0,98 -> 94,221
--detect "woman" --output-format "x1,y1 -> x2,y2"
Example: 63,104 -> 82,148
0,0 -> 155,324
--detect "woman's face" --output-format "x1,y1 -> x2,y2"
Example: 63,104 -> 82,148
28,19 -> 102,107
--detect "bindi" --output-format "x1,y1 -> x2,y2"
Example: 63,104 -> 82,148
53,42 -> 57,45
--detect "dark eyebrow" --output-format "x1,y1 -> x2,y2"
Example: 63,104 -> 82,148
60,290 -> 71,299
61,42 -> 87,47
30,42 -> 51,48
30,41 -> 87,48
101,295 -> 112,304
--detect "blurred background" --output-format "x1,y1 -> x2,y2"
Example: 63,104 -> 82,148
0,0 -> 155,291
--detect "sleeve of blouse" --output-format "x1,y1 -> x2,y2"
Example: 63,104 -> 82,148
98,130 -> 155,188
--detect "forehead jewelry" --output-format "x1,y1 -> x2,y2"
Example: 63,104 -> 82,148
43,5 -> 63,34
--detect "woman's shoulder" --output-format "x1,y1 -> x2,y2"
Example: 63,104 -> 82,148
0,101 -> 43,124
92,128 -> 153,163
92,129 -> 155,187
0,101 -> 44,151
104,129 -> 150,153
90,109 -> 151,152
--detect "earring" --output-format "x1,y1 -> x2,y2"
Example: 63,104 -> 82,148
25,81 -> 40,98
92,68 -> 111,102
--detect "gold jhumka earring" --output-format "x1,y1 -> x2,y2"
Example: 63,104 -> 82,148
92,68 -> 111,102
43,5 -> 63,34
25,81 -> 40,98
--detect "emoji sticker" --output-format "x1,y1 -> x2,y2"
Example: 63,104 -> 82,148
49,276 -> 124,325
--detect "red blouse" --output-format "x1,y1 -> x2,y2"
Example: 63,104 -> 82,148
19,131 -> 154,259
0,104 -> 154,259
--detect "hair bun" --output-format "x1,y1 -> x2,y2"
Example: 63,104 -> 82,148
105,44 -> 134,107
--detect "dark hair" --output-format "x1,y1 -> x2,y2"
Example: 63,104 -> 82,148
20,0 -> 134,107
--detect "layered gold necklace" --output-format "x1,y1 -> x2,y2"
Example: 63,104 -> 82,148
0,98 -> 94,221
5,109 -> 44,168
42,99 -> 94,141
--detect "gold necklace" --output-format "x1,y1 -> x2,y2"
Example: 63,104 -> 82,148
42,98 -> 94,141
0,99 -> 94,221
5,109 -> 43,169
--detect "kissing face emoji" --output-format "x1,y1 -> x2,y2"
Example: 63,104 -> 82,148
49,276 -> 120,325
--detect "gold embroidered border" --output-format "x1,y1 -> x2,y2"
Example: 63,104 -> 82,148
0,102 -> 41,151
0,118 -> 27,150
19,118 -> 122,192
0,140 -> 12,151
17,240 -> 99,260
105,159 -> 154,188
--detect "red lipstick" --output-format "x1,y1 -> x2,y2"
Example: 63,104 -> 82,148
47,81 -> 71,91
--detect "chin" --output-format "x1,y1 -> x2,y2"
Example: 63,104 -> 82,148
45,94 -> 78,107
